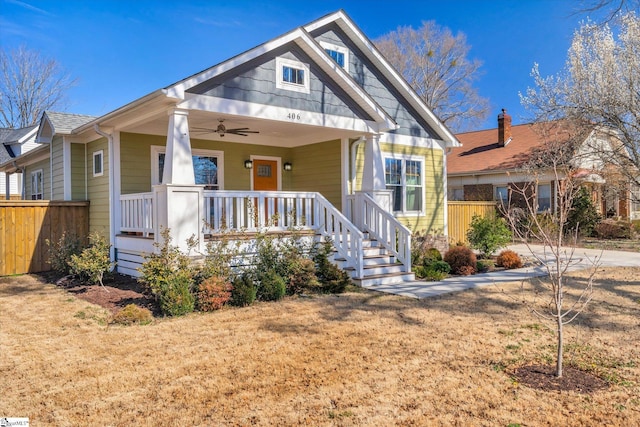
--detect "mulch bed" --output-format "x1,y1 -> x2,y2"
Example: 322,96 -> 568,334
54,273 -> 161,316
512,364 -> 609,394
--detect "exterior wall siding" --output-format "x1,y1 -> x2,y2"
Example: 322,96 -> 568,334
86,138 -> 110,237
188,46 -> 372,121
24,158 -> 50,200
71,143 -> 86,200
51,136 -> 64,200
291,140 -> 342,209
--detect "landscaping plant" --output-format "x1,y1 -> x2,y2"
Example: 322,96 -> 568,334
46,231 -> 83,275
196,275 -> 233,311
496,249 -> 523,269
443,245 -> 477,275
466,213 -> 512,259
68,232 -> 114,287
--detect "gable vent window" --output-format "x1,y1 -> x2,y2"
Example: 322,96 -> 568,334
320,41 -> 349,72
276,57 -> 310,93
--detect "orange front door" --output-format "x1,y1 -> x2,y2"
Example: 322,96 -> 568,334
253,159 -> 278,191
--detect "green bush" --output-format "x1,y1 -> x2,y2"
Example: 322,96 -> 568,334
196,276 -> 232,311
313,239 -> 351,293
411,229 -> 444,267
566,186 -> 601,237
415,260 -> 450,281
476,259 -> 496,273
69,232 -> 113,286
138,228 -> 196,316
467,214 -> 512,258
111,304 -> 153,325
257,269 -> 286,301
230,273 -> 257,307
46,232 -> 83,275
444,245 -> 477,275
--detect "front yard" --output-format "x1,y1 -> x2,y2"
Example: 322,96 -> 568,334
1,268 -> 639,426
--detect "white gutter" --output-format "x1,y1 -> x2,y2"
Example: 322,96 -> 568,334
93,124 -> 116,265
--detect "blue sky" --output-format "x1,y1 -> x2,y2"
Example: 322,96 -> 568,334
1,0 -> 603,130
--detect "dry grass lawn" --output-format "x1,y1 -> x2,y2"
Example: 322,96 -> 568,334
1,268 -> 639,426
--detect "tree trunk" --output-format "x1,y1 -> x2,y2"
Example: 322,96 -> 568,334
556,302 -> 564,378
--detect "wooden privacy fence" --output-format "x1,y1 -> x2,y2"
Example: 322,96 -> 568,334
0,201 -> 89,276
447,201 -> 497,244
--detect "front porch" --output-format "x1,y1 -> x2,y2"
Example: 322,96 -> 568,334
116,189 -> 414,285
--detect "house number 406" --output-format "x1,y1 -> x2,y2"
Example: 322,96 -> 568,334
287,112 -> 301,120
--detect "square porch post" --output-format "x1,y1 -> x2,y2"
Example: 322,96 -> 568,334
359,133 -> 393,212
154,108 -> 205,253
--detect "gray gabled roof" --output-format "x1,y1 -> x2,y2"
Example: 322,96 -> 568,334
44,111 -> 96,134
0,125 -> 38,145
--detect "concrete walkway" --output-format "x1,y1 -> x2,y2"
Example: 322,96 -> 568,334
363,244 -> 640,299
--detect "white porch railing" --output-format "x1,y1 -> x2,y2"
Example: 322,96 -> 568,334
119,190 -> 364,277
120,192 -> 154,237
346,193 -> 412,273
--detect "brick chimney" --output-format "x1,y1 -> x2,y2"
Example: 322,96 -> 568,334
498,108 -> 512,146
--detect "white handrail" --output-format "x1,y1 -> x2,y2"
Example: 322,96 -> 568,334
357,192 -> 412,273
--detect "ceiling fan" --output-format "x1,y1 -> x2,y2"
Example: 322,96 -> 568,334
192,119 -> 259,137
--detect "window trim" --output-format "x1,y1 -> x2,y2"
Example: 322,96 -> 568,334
275,57 -> 310,94
537,182 -> 552,213
151,146 -> 224,189
383,153 -> 425,215
494,185 -> 509,206
93,150 -> 104,177
319,41 -> 349,72
31,169 -> 43,200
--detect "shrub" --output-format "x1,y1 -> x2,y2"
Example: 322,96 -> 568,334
196,276 -> 232,311
443,245 -> 477,275
411,230 -> 446,266
594,219 -> 632,239
286,258 -> 319,295
111,304 -> 153,325
566,186 -> 601,237
496,250 -> 523,269
415,260 -> 451,281
46,232 -> 83,275
476,259 -> 495,273
257,269 -> 286,301
230,273 -> 257,307
313,239 -> 351,293
69,232 -> 113,286
138,228 -> 196,316
467,214 -> 512,258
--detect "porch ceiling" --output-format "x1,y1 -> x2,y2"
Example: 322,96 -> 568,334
118,109 -> 365,147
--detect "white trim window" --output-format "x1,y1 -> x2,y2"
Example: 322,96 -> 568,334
320,41 -> 349,71
384,155 -> 424,213
537,183 -> 552,212
151,146 -> 224,190
275,57 -> 310,94
31,169 -> 43,200
93,150 -> 104,177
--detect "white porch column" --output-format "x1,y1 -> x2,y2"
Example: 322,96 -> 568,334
360,133 -> 393,212
163,108 -> 195,185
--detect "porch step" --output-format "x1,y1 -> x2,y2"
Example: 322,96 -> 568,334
334,254 -> 395,267
353,272 -> 416,287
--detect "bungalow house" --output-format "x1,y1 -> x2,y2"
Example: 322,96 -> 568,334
447,109 -> 640,219
0,10 -> 460,285
1,124 -> 39,199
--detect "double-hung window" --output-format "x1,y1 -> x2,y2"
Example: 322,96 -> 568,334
31,169 -> 43,200
495,186 -> 509,206
276,57 -> 310,93
152,146 -> 224,190
537,183 -> 552,212
384,155 -> 424,213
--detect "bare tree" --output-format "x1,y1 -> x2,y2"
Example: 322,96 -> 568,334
520,12 -> 640,205
502,121 -> 599,378
0,46 -> 75,128
375,21 -> 489,132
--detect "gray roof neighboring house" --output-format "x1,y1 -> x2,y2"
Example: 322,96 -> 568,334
0,124 -> 39,166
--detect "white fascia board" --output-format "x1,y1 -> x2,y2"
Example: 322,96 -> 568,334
0,145 -> 50,172
179,94 -> 381,133
306,11 -> 461,148
18,127 -> 38,144
380,132 -> 446,151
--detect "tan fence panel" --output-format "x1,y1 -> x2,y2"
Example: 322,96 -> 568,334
0,201 -> 89,276
447,201 -> 497,244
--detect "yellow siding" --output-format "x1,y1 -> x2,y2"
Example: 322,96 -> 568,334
291,140 -> 342,209
51,136 -> 64,200
71,143 -> 86,200
87,138 -> 110,238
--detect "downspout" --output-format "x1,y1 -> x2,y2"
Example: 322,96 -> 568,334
93,124 -> 116,265
350,137 -> 365,194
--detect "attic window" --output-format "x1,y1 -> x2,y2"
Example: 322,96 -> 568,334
320,41 -> 349,71
93,150 -> 104,177
276,57 -> 310,93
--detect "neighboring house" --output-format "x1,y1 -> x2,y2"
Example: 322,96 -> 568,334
448,109 -> 640,220
0,10 -> 460,285
0,125 -> 39,199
